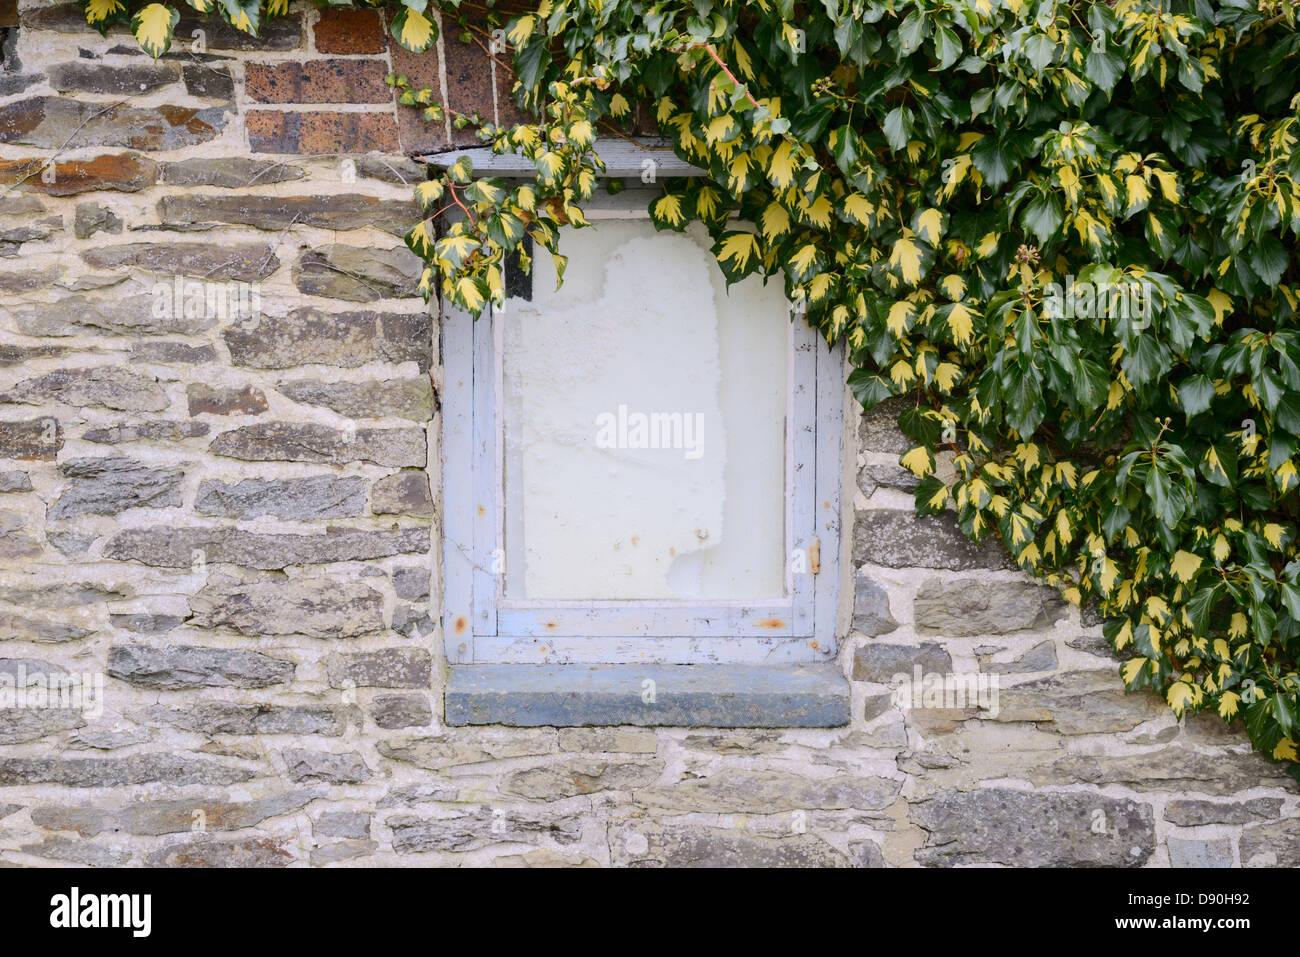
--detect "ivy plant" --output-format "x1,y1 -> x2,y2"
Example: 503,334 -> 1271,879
103,0 -> 1300,781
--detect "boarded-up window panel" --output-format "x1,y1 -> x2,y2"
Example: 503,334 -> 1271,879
502,220 -> 788,601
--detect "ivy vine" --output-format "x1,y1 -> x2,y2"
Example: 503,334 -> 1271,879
99,0 -> 1300,780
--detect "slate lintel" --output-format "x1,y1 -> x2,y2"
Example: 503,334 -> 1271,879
445,663 -> 851,727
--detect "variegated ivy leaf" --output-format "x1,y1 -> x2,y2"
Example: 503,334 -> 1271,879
218,0 -> 259,35
390,7 -> 437,53
131,3 -> 179,58
84,0 -> 127,29
712,231 -> 761,285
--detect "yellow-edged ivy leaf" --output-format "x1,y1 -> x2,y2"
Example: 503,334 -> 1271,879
760,202 -> 790,242
391,7 -> 437,53
415,180 -> 446,208
86,0 -> 126,25
889,230 -> 925,285
1170,549 -> 1203,583
712,231 -> 762,284
131,3 -> 179,58
650,191 -> 687,230
505,14 -> 536,48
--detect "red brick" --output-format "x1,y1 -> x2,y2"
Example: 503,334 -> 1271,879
441,16 -> 496,145
314,8 -> 387,54
246,60 -> 391,105
386,12 -> 447,154
247,110 -> 399,154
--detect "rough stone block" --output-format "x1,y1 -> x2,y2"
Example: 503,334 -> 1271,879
911,788 -> 1155,866
107,645 -> 294,689
854,509 -> 1015,570
446,663 -> 852,728
195,476 -> 366,519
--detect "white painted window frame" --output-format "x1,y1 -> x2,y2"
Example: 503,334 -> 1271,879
439,166 -> 845,666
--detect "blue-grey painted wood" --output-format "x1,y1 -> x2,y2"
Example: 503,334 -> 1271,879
790,318 -> 818,635
472,634 -> 820,664
813,338 -> 846,659
441,303 -> 476,663
497,603 -> 794,637
471,306 -> 498,636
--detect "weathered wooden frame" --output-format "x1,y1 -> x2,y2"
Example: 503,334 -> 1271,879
436,147 -> 844,667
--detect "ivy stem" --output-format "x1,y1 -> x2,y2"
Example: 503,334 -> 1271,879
687,42 -> 762,111
446,181 -> 475,224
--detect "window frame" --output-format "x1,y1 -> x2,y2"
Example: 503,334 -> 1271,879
439,169 -> 846,669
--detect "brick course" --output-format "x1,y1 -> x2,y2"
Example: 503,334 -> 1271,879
248,110 -> 399,154
246,59 -> 392,104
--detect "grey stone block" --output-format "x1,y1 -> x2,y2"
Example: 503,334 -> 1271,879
979,639 -> 1059,674
328,648 -> 431,689
852,642 -> 951,684
105,525 -> 426,569
145,838 -> 294,868
278,377 -> 433,421
445,663 -> 851,728
194,476 -> 366,519
1164,798 -> 1282,827
0,471 -> 32,492
1241,820 -> 1300,867
611,822 -> 848,867
389,806 -> 582,853
915,577 -> 1067,635
281,749 -> 371,784
0,754 -> 254,787
49,456 -> 184,519
852,571 -> 898,635
187,577 -> 385,638
911,788 -> 1155,867
370,693 -> 432,729
854,509 -> 1016,570
0,367 -> 169,413
314,811 -> 370,840
1168,836 -> 1233,868
209,422 -> 426,467
107,644 -> 294,689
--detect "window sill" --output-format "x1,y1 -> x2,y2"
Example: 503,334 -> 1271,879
444,663 -> 851,728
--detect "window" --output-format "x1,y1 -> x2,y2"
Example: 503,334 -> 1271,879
438,150 -> 850,727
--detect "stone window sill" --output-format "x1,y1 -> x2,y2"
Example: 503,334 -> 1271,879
445,663 -> 851,728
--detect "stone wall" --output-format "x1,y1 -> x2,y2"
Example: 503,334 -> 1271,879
0,1 -> 1294,868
